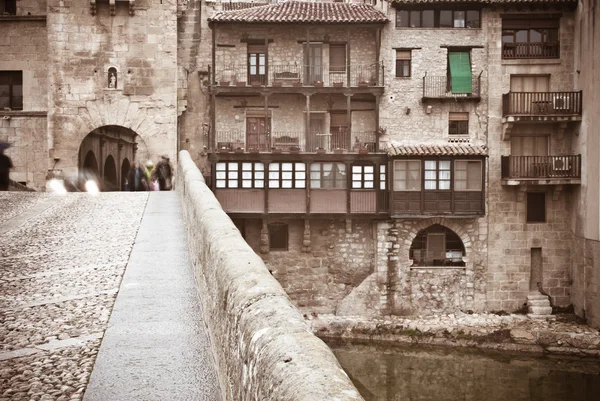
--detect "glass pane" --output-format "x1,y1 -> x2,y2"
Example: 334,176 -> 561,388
0,85 -> 9,97
466,10 -> 480,28
352,173 -> 362,181
467,161 -> 482,190
425,171 -> 437,180
242,172 -> 252,179
216,163 -> 226,171
255,180 -> 264,188
282,180 -> 292,188
364,165 -> 374,173
409,161 -> 421,171
269,171 -> 279,179
228,162 -> 238,170
228,171 -> 238,179
352,165 -> 362,173
255,163 -> 264,170
380,181 -> 386,190
424,181 -> 437,190
455,180 -> 466,190
242,180 -> 252,188
0,96 -> 8,109
13,85 -> 22,97
295,163 -> 306,171
282,172 -> 292,180
311,180 -> 321,189
311,163 -> 321,171
408,178 -> 421,191
296,180 -> 306,188
440,161 -> 451,170
380,165 -> 386,172
242,163 -> 253,170
396,170 -> 406,180
439,171 -> 451,180
364,173 -> 374,181
228,180 -> 238,188
439,180 -> 450,190
296,171 -> 306,180
397,10 -> 409,27
282,163 -> 293,171
516,30 -> 528,42
310,171 -> 321,179
454,11 -> 465,28
216,171 -> 226,179
394,180 -> 406,190
270,162 -> 279,170
255,172 -> 264,179
269,180 -> 279,188
352,182 -> 362,189
410,10 -> 421,27
425,160 -> 437,170
364,182 -> 374,189
422,10 -> 434,27
530,29 -> 542,42
216,180 -> 226,188
440,10 -> 452,27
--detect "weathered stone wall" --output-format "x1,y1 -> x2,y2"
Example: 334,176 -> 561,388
14,0 -> 47,16
486,8 -> 577,312
377,217 -> 488,315
176,150 -> 365,401
572,0 -> 600,328
240,218 -> 376,315
46,0 -> 178,179
0,18 -> 49,189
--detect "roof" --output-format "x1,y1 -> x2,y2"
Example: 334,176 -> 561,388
208,1 -> 389,24
221,2 -> 268,12
386,143 -> 488,157
389,0 -> 576,4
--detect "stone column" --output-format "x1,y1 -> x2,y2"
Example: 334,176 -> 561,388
302,219 -> 311,253
260,218 -> 269,254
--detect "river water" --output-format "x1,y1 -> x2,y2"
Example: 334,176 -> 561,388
329,341 -> 600,401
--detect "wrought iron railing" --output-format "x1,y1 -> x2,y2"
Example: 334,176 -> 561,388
501,155 -> 581,179
422,75 -> 481,99
502,91 -> 583,116
502,42 -> 560,59
214,63 -> 384,88
214,130 -> 377,152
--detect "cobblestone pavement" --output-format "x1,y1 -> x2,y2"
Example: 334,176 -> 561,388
0,192 -> 148,401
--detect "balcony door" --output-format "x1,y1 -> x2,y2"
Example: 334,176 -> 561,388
510,75 -> 549,92
511,135 -> 549,177
304,44 -> 322,85
330,112 -> 349,150
246,113 -> 270,151
308,113 -> 326,151
248,43 -> 267,85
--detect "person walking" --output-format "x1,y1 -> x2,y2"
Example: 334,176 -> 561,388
144,160 -> 157,191
153,155 -> 173,191
0,142 -> 13,191
127,162 -> 147,192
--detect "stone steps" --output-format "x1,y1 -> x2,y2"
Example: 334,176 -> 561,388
527,291 -> 553,319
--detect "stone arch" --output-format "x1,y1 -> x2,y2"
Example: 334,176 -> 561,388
409,224 -> 466,267
121,158 -> 130,191
103,155 -> 118,191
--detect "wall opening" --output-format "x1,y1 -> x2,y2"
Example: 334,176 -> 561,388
103,155 -> 118,191
410,224 -> 466,266
530,247 -> 543,291
268,223 -> 288,251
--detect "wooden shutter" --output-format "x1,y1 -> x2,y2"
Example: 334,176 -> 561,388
427,233 -> 446,260
448,52 -> 472,94
329,45 -> 346,72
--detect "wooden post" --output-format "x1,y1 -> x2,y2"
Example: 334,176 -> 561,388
375,94 -> 380,152
346,28 -> 351,87
345,93 -> 352,150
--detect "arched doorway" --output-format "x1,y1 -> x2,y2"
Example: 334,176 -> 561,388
103,155 -> 118,191
121,158 -> 130,191
409,224 -> 466,267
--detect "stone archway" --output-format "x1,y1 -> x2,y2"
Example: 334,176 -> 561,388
103,155 -> 118,191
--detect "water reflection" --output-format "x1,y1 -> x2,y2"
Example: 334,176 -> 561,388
329,341 -> 600,401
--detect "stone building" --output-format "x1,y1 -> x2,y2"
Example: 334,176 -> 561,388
1,0 -> 598,327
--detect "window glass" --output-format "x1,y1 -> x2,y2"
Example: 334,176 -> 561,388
312,162 -> 346,189
422,10 -> 435,27
453,11 -> 465,28
380,165 -> 386,190
527,192 -> 546,222
397,10 -> 409,27
455,160 -> 482,191
409,10 -> 421,27
440,11 -> 453,27
466,11 -> 480,28
394,160 -> 421,191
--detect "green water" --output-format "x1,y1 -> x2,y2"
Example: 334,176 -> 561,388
329,341 -> 600,401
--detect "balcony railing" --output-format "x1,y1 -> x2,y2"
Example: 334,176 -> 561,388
214,63 -> 384,88
502,42 -> 560,59
501,155 -> 581,179
215,130 -> 377,152
502,91 -> 583,117
422,75 -> 481,99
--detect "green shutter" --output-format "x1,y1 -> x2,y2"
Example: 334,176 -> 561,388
448,52 -> 472,94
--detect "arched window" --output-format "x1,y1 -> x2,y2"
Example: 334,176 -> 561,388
410,224 -> 465,266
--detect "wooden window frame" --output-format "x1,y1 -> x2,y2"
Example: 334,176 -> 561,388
268,162 -> 306,189
379,164 -> 386,190
268,223 -> 289,251
502,16 -> 560,59
449,112 -> 469,136
0,0 -> 17,15
329,44 -> 347,73
395,50 -> 412,78
396,8 -> 480,29
393,160 -> 421,191
454,160 -> 482,191
0,71 -> 23,111
215,162 -> 265,189
527,192 -> 547,223
351,163 -> 375,190
310,162 -> 346,189
424,160 -> 452,191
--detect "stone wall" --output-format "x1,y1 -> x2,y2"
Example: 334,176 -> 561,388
0,18 -> 49,189
176,150 -> 365,401
14,0 -> 47,16
485,8 -> 577,312
46,0 -> 178,179
240,218 -> 377,315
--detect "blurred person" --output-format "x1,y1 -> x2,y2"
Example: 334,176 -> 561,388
153,155 -> 173,191
127,161 -> 147,191
0,143 -> 13,191
144,160 -> 158,191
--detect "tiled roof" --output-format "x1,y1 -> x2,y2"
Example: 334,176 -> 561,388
386,143 -> 488,157
390,0 -> 576,4
209,1 -> 389,24
221,2 -> 268,12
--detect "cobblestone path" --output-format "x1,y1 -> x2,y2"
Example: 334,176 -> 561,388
0,192 -> 149,401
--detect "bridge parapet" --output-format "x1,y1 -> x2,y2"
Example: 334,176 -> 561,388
177,150 -> 364,401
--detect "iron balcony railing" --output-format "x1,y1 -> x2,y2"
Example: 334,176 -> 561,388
502,91 -> 583,116
214,63 -> 384,88
422,75 -> 481,99
502,42 -> 560,59
501,155 -> 581,179
215,130 -> 377,152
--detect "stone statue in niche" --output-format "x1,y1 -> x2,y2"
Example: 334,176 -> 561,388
108,70 -> 117,89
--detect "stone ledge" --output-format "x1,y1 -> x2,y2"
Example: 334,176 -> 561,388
0,111 -> 48,117
0,15 -> 47,22
177,150 -> 365,401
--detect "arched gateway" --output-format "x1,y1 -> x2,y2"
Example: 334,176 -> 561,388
78,125 -> 147,191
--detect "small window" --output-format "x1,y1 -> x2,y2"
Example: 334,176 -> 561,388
396,10 -> 409,27
268,223 -> 288,251
310,162 -> 346,189
527,192 -> 546,223
424,160 -> 451,190
329,45 -> 346,73
393,160 -> 421,191
410,224 -> 466,267
466,10 -> 480,28
454,160 -> 482,191
215,162 -> 265,189
0,0 -> 17,15
395,50 -> 412,78
351,163 -> 374,189
449,112 -> 469,136
0,71 -> 23,110
269,162 -> 306,189
379,164 -> 386,190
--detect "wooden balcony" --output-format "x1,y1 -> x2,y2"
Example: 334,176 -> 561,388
502,91 -> 583,117
215,130 -> 377,153
501,155 -> 581,185
213,63 -> 384,90
502,42 -> 560,59
422,75 -> 481,101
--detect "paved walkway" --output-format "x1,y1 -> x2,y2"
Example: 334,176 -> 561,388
82,192 -> 220,401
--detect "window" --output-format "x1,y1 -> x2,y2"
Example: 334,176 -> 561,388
395,50 -> 411,77
454,160 -> 482,191
310,163 -> 346,189
393,160 -> 421,191
215,162 -> 265,189
410,224 -> 466,266
269,162 -> 306,189
0,0 -> 16,15
502,16 -> 560,59
379,164 -> 386,190
449,112 -> 469,136
248,43 -> 266,84
527,192 -> 546,223
447,51 -> 472,94
329,45 -> 346,73
351,164 -> 374,189
424,160 -> 451,190
396,9 -> 480,28
511,136 -> 548,156
268,223 -> 288,251
0,71 -> 23,110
